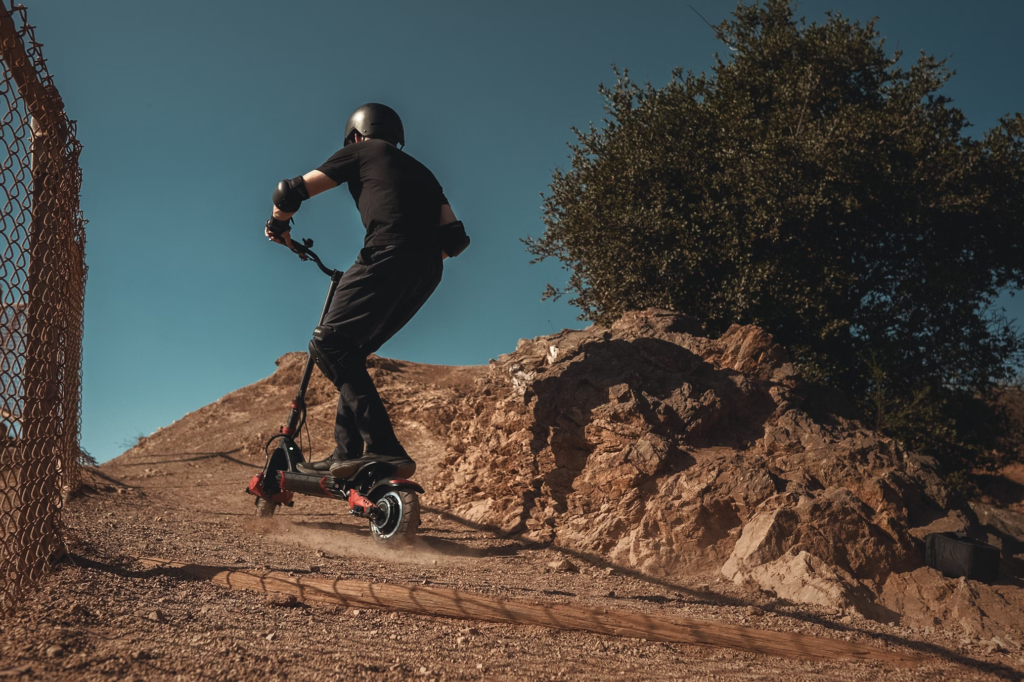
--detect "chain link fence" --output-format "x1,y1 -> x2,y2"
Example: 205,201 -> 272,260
0,3 -> 86,614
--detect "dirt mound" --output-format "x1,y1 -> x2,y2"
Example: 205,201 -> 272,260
430,309 -> 1022,635
99,309 -> 1023,642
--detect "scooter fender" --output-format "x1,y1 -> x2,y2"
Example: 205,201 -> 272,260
265,436 -> 304,473
367,478 -> 425,502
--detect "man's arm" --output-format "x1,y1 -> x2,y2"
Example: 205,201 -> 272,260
438,204 -> 471,259
440,204 -> 456,226
439,204 -> 457,259
265,170 -> 339,245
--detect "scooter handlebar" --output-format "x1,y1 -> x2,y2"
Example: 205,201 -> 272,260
288,237 -> 336,277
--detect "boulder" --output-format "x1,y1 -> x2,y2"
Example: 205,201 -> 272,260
880,568 -> 1024,639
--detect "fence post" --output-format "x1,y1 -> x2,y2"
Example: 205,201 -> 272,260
0,4 -> 84,612
18,114 -> 62,574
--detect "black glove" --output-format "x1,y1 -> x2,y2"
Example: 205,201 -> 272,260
439,220 -> 470,258
266,216 -> 292,237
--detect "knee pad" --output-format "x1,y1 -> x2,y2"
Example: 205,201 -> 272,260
309,325 -> 357,387
308,338 -> 339,385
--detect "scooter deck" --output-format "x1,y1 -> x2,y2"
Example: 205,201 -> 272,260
277,470 -> 347,500
274,465 -> 424,501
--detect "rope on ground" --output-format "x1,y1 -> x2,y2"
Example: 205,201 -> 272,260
136,556 -> 926,666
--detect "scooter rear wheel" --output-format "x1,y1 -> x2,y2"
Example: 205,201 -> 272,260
369,490 -> 420,544
255,498 -> 278,518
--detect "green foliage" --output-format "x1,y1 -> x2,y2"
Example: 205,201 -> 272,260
527,0 -> 1024,473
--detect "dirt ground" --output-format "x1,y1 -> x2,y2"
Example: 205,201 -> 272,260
2,357 -> 1023,681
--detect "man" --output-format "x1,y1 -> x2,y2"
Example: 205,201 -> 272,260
265,103 -> 469,480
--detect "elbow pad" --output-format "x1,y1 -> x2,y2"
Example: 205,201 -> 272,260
272,176 -> 310,213
439,220 -> 470,258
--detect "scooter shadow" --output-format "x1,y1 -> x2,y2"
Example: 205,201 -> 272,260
412,535 -> 521,558
289,519 -> 520,557
292,519 -> 371,538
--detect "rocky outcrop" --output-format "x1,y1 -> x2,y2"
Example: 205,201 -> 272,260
432,309 -> 974,623
879,567 -> 1024,641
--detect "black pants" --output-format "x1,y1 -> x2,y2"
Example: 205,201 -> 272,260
310,244 -> 442,460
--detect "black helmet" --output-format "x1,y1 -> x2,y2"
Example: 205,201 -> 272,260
344,103 -> 404,147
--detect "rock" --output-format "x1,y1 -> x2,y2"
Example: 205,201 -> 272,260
547,559 -> 579,573
907,510 -> 971,541
987,639 -> 1006,654
266,593 -> 298,608
147,610 -> 164,623
746,606 -> 763,617
991,636 -> 1019,652
722,489 -> 918,589
736,549 -> 877,615
45,645 -> 63,658
879,567 -> 1024,640
265,633 -> 276,641
456,636 -> 467,645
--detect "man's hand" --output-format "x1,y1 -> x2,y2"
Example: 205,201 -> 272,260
265,170 -> 337,252
265,217 -> 294,250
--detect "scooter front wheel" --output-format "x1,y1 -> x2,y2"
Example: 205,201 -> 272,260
255,498 -> 278,518
369,490 -> 420,544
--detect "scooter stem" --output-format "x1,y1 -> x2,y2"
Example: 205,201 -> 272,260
281,239 -> 343,436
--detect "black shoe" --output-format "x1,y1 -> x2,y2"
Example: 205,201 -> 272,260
297,449 -> 352,474
329,454 -> 416,480
387,456 -> 417,479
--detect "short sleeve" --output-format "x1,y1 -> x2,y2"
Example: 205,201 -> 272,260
316,146 -> 360,185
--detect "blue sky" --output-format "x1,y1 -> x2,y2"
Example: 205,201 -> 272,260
23,1 -> 1024,462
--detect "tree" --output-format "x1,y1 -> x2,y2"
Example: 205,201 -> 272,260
527,0 -> 1024,475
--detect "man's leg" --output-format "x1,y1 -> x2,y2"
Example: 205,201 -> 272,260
302,331 -> 398,472
333,396 -> 363,460
296,252 -> 377,471
303,246 -> 441,469
338,357 -> 407,458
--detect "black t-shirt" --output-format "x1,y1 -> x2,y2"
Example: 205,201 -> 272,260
316,139 -> 449,248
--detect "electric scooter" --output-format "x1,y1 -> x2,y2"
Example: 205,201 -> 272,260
245,236 -> 423,544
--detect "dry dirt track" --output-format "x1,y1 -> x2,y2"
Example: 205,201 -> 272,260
2,358 -> 1023,681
